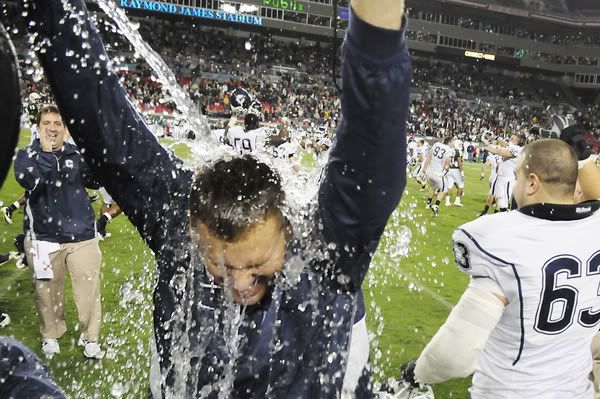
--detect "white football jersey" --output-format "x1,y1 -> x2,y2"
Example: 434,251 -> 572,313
408,141 -> 418,159
427,142 -> 453,176
211,129 -> 227,145
497,144 -> 522,178
453,202 -> 600,399
414,145 -> 425,160
228,126 -> 268,154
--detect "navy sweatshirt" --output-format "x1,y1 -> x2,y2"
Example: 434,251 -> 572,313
24,0 -> 411,396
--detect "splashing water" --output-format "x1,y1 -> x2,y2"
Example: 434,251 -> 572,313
92,0 -> 211,144
26,2 -> 409,397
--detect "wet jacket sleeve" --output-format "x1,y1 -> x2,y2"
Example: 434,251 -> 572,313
80,157 -> 101,190
0,336 -> 66,398
318,11 -> 411,290
23,0 -> 190,251
14,149 -> 46,193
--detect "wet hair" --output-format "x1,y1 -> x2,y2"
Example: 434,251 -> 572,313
36,104 -> 61,126
443,136 -> 453,145
244,114 -> 260,131
520,139 -> 578,197
189,155 -> 285,241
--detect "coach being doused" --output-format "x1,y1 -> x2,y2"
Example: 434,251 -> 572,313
22,0 -> 411,397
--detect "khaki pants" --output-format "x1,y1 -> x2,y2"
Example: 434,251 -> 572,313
26,238 -> 102,341
591,332 -> 600,398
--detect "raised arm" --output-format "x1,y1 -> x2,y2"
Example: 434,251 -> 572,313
318,2 -> 410,289
486,145 -> 513,159
22,0 -> 191,250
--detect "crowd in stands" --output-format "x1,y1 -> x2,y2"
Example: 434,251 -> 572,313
406,1 -> 600,49
2,1 -> 598,145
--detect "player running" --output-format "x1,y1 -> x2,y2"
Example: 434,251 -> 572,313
400,139 -> 600,399
424,136 -> 454,216
414,139 -> 429,190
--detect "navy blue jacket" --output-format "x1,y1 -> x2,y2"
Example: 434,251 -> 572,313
0,336 -> 65,398
14,139 -> 99,243
25,0 -> 411,396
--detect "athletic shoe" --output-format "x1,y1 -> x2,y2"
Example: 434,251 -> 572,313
42,338 -> 60,357
83,341 -> 105,360
425,203 -> 431,210
2,252 -> 21,266
431,205 -> 439,217
0,313 -> 10,328
0,253 -> 10,266
1,207 -> 13,224
445,199 -> 451,207
89,194 -> 98,203
454,199 -> 464,207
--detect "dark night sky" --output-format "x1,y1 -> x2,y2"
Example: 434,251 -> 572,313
567,0 -> 600,10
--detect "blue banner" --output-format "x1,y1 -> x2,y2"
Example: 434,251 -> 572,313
338,7 -> 349,20
119,0 -> 263,26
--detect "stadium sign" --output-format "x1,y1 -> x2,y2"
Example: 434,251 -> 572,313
260,0 -> 305,12
119,1 -> 263,26
464,50 -> 496,61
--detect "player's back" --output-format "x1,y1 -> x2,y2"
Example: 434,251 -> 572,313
228,126 -> 267,154
428,142 -> 452,175
454,203 -> 600,398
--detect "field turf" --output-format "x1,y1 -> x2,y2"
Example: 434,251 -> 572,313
0,131 -> 490,398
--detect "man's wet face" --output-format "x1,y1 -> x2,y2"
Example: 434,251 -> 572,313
195,214 -> 288,305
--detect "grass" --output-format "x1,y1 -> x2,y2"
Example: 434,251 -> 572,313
0,132 -> 490,398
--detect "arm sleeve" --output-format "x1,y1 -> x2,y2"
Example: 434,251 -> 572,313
0,336 -> 66,398
451,227 -> 507,289
13,149 -> 45,193
23,0 -> 190,249
81,159 -> 101,190
317,10 -> 411,290
414,286 -> 505,384
508,145 -> 521,157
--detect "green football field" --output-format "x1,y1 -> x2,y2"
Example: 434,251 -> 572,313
0,131 -> 491,398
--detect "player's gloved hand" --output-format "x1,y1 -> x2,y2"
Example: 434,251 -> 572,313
400,359 -> 419,388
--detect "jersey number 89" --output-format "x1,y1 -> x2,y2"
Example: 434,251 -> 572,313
535,252 -> 600,334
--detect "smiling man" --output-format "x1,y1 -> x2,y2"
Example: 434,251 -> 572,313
14,105 -> 104,360
22,0 -> 411,396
